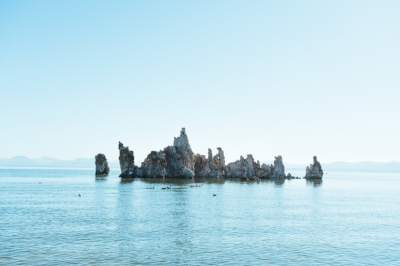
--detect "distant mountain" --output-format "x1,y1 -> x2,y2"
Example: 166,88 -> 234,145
0,156 -> 38,166
0,156 -> 120,168
323,161 -> 400,172
264,161 -> 400,172
1,156 -> 399,172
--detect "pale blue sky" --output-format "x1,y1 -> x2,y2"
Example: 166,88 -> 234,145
0,0 -> 399,164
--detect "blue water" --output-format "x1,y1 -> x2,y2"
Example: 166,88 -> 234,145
0,168 -> 399,265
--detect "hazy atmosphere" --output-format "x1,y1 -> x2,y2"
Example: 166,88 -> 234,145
1,0 -> 399,164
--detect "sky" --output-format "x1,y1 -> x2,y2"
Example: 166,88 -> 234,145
0,0 -> 399,164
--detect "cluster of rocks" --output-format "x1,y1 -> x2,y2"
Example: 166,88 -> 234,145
118,128 -> 195,179
96,128 -> 324,180
193,147 -> 225,177
224,155 -> 285,180
95,153 -> 110,176
304,156 -> 324,179
116,128 -> 308,180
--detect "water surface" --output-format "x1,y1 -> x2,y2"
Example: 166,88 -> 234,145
0,168 -> 399,265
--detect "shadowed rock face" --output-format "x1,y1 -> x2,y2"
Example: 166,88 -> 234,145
164,128 -> 195,178
120,128 -> 195,179
194,154 -> 211,177
95,153 -> 110,176
193,147 -> 226,177
305,156 -> 323,179
271,155 -> 285,178
118,142 -> 135,178
140,150 -> 167,178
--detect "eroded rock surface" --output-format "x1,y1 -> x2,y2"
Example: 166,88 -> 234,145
194,147 -> 226,177
225,155 -> 257,178
117,128 -> 287,180
140,150 -> 167,178
118,142 -> 135,178
305,156 -> 323,179
163,128 -> 195,178
225,154 -> 285,179
271,155 -> 285,178
95,153 -> 110,176
120,128 -> 195,179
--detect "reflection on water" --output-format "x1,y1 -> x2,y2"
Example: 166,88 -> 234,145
131,177 -> 291,185
138,177 -> 227,185
272,178 -> 285,186
307,179 -> 323,187
120,177 -> 134,183
1,169 -> 399,265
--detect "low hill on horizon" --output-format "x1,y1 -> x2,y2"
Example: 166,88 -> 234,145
267,161 -> 400,172
1,156 -> 400,172
0,156 -> 120,169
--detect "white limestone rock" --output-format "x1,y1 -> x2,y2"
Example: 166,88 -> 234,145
225,155 -> 256,178
225,154 -> 285,179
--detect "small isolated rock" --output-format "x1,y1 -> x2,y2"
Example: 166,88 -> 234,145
305,156 -> 324,179
118,142 -> 136,178
95,153 -> 110,176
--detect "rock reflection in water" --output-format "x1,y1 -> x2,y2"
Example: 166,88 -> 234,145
120,177 -> 134,184
138,177 -> 226,185
307,179 -> 323,187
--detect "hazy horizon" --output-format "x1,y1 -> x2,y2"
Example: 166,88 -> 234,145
1,1 -> 399,164
2,154 -> 400,166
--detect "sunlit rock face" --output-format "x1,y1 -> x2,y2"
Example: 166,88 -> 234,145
117,128 -> 288,180
118,142 -> 135,178
225,154 -> 257,178
305,156 -> 323,179
271,155 -> 285,178
95,153 -> 110,176
163,128 -> 195,178
193,147 -> 226,177
117,128 -> 195,179
225,154 -> 285,179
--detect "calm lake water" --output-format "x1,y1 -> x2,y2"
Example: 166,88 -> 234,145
0,168 -> 399,265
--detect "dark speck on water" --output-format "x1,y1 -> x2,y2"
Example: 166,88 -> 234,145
0,168 -> 399,265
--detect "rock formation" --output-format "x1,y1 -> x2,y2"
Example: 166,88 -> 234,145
225,154 -> 285,179
118,141 -> 135,178
95,153 -> 110,176
305,156 -> 323,179
119,128 -> 195,179
117,128 -> 287,180
140,150 -> 167,178
271,155 -> 285,178
193,147 -> 226,177
163,128 -> 195,178
225,155 -> 257,178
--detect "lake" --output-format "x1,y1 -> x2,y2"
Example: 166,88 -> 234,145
0,168 -> 399,265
